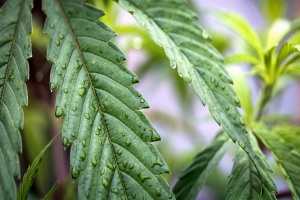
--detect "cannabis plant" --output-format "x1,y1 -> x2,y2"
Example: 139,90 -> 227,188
0,0 -> 299,199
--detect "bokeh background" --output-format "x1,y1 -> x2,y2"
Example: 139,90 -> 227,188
3,0 -> 299,199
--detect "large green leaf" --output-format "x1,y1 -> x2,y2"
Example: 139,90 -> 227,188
0,0 -> 32,199
118,0 -> 258,168
254,123 -> 300,199
173,131 -> 231,200
226,133 -> 277,200
42,0 -> 174,199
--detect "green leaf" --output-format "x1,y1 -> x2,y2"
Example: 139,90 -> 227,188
42,181 -> 59,200
254,123 -> 300,199
118,0 -> 258,170
0,0 -> 32,199
226,133 -> 277,200
213,11 -> 263,60
225,53 -> 260,66
228,70 -> 254,125
17,132 -> 61,200
173,131 -> 231,200
272,125 -> 300,152
42,0 -> 174,199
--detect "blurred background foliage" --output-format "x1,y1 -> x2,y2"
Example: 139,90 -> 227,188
3,0 -> 299,199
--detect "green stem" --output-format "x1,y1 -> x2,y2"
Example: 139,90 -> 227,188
256,84 -> 273,121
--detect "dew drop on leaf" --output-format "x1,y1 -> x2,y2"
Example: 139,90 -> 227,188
80,151 -> 86,160
100,168 -> 105,175
91,156 -> 97,167
239,117 -> 245,125
82,140 -> 86,147
170,61 -> 176,69
63,137 -> 69,148
64,89 -> 68,93
140,98 -> 145,103
156,188 -> 161,197
112,188 -> 119,194
225,105 -> 229,111
77,88 -> 86,96
123,160 -> 128,168
61,64 -> 66,69
50,82 -> 56,91
55,40 -> 60,46
84,113 -> 90,119
58,33 -> 64,39
71,166 -> 79,179
132,75 -> 139,84
238,141 -> 245,149
102,178 -> 108,189
125,137 -> 131,147
202,30 -> 211,41
55,106 -> 64,117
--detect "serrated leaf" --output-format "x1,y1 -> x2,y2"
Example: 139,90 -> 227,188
0,0 -> 32,199
42,0 -> 174,199
18,133 -> 60,200
42,181 -> 59,200
272,125 -> 300,152
118,0 -> 259,171
226,133 -> 277,200
213,11 -> 263,60
254,123 -> 300,199
173,131 -> 231,200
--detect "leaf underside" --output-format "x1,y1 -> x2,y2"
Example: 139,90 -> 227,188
173,132 -> 231,200
226,133 -> 277,200
118,0 -> 259,173
254,123 -> 300,200
0,0 -> 32,199
43,0 -> 174,199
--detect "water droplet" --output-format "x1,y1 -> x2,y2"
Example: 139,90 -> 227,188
71,166 -> 79,179
140,98 -> 145,103
210,77 -> 215,83
97,125 -> 101,131
214,82 -> 219,87
156,188 -> 161,197
85,113 -> 90,119
106,160 -> 114,170
58,33 -> 64,39
80,151 -> 86,160
91,156 -> 97,167
235,97 -> 240,105
208,65 -> 212,70
71,132 -> 75,137
77,88 -> 86,96
72,106 -> 77,111
139,173 -> 151,183
103,102 -> 109,109
82,140 -> 86,147
152,159 -> 164,167
132,193 -> 136,198
57,70 -> 62,76
100,168 -> 105,175
50,23 -> 55,28
141,22 -> 146,27
151,131 -> 161,141
63,137 -> 69,148
85,191 -> 89,199
50,83 -> 57,91
221,85 -> 225,90
238,141 -> 245,148
102,178 -> 108,189
239,117 -> 245,125
64,89 -> 68,93
61,64 -> 67,69
112,188 -> 119,194
123,160 -> 128,168
129,164 -> 134,169
132,75 -> 139,84
233,115 -> 237,120
170,61 -> 176,69
117,149 -> 122,155
225,91 -> 229,96
125,137 -> 131,147
178,72 -> 183,77
55,40 -> 60,46
225,105 -> 229,111
169,192 -> 173,199
202,30 -> 211,41
55,106 -> 64,117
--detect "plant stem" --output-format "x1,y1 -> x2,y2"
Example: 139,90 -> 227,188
256,84 -> 273,121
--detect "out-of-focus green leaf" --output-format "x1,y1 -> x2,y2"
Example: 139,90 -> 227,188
213,11 -> 263,60
173,131 -> 231,200
260,0 -> 287,24
254,123 -> 300,199
272,124 -> 300,151
225,54 -> 260,66
228,70 -> 254,125
17,133 -> 61,200
266,19 -> 290,49
226,133 -> 277,200
0,0 -> 32,199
